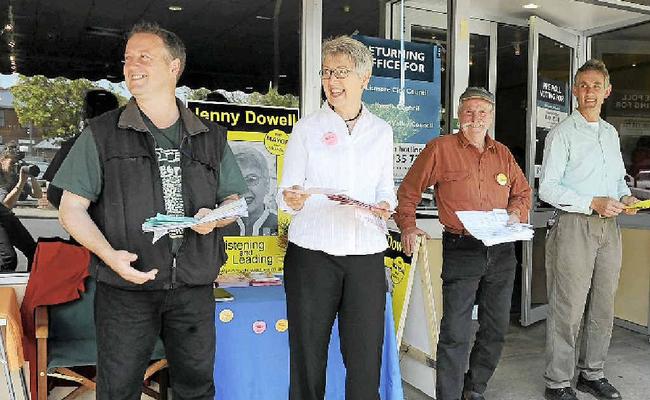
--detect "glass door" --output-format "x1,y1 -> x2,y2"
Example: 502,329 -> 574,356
522,16 -> 581,326
390,3 -> 497,210
391,5 -> 497,134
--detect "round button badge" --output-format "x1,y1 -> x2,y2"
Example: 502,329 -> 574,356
219,309 -> 234,323
275,319 -> 288,333
253,320 -> 267,334
496,173 -> 508,186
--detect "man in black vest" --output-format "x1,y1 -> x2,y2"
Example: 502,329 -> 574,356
54,22 -> 247,400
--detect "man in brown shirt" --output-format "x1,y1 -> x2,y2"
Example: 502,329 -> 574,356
395,87 -> 531,400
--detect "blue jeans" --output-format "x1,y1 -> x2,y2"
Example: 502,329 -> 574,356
94,282 -> 215,400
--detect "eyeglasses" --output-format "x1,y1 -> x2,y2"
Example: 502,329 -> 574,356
244,174 -> 262,187
319,67 -> 353,80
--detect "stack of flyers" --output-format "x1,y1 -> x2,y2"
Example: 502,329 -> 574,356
625,199 -> 650,210
213,287 -> 235,302
325,194 -> 393,234
282,187 -> 343,196
142,197 -> 248,243
325,194 -> 395,214
215,273 -> 251,288
249,272 -> 282,287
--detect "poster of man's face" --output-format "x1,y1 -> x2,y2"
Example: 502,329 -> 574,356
229,142 -> 278,236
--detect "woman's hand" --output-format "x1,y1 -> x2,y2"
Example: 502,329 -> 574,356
371,201 -> 392,221
282,185 -> 310,211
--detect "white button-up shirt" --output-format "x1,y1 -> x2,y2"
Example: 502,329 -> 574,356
277,103 -> 396,256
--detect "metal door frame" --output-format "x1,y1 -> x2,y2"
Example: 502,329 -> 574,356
521,16 -> 583,326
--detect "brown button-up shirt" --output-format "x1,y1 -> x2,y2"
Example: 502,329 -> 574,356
395,133 -> 532,234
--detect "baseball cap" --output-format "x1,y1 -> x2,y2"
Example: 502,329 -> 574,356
459,87 -> 495,105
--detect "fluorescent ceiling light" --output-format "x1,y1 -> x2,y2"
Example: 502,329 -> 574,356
522,3 -> 539,9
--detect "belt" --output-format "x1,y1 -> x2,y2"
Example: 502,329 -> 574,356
443,227 -> 473,237
555,209 -> 612,219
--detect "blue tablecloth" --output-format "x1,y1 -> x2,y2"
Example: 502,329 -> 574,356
214,286 -> 404,400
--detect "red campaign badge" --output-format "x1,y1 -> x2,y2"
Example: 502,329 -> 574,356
252,320 -> 267,334
322,131 -> 338,146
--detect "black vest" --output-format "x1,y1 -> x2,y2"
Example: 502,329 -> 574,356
88,107 -> 228,289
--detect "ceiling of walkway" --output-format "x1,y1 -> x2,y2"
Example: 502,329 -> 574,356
1,0 -> 650,92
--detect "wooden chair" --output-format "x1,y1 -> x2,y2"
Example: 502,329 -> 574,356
35,278 -> 168,400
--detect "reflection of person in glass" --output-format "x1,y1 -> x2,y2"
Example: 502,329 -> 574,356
279,35 -> 395,400
629,136 -> 650,179
230,143 -> 277,236
0,147 -> 38,271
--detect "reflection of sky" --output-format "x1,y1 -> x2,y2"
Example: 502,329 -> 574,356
0,73 -> 18,88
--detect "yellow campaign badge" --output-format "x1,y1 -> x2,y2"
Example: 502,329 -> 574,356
219,309 -> 234,323
275,319 -> 288,333
496,173 -> 508,186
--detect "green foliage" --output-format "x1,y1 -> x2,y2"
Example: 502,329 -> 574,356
187,87 -> 211,101
248,87 -> 299,108
366,103 -> 416,143
114,92 -> 130,107
11,75 -> 97,138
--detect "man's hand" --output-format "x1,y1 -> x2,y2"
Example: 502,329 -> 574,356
401,225 -> 431,256
621,195 -> 640,216
282,185 -> 310,211
590,196 -> 625,218
506,212 -> 520,225
17,168 -> 28,187
30,176 -> 43,199
371,201 -> 392,221
105,250 -> 158,284
191,195 -> 241,234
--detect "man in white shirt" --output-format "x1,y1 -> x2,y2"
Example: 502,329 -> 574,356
540,59 -> 637,400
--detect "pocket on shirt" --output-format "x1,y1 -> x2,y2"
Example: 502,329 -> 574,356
494,183 -> 512,205
439,170 -> 471,200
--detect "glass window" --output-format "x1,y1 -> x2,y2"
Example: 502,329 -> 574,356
323,1 -> 381,38
411,26 -> 489,133
411,25 -> 447,134
469,34 -> 490,89
592,22 -> 650,200
495,24 -> 528,170
0,1 -> 301,274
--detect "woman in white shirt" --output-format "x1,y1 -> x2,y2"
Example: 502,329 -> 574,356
278,35 -> 396,400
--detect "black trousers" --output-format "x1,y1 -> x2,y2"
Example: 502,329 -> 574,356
284,242 -> 386,400
0,204 -> 36,271
95,282 -> 215,400
436,232 -> 517,400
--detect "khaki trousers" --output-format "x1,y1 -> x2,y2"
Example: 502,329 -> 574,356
544,212 -> 622,389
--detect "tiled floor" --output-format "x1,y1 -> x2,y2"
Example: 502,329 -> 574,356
404,321 -> 650,400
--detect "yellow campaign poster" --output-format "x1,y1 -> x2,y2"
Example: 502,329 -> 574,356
384,230 -> 415,334
188,100 -> 299,275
